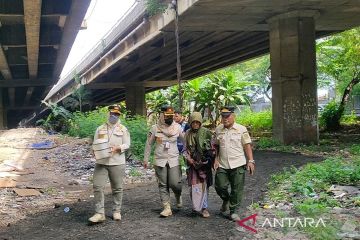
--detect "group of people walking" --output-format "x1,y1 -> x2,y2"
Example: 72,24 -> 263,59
88,104 -> 255,223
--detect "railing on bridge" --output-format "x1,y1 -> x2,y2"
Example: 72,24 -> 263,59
46,0 -> 147,101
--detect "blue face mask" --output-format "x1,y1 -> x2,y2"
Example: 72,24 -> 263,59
108,114 -> 119,124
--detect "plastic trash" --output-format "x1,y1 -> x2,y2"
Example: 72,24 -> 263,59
29,140 -> 55,149
64,207 -> 70,213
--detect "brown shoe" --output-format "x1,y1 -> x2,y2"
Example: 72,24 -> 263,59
202,209 -> 210,218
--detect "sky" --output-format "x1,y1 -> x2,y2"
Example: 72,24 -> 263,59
60,0 -> 136,78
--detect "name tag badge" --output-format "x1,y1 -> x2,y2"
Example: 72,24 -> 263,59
165,142 -> 170,149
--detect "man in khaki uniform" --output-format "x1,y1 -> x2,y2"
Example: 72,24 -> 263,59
89,105 -> 131,223
214,106 -> 255,221
143,105 -> 185,217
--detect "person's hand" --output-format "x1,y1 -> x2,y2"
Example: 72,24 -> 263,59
111,147 -> 121,154
213,159 -> 219,171
143,161 -> 148,169
247,162 -> 255,175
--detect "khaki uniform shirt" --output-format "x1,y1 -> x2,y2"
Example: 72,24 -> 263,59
144,123 -> 185,168
93,122 -> 130,165
215,123 -> 252,169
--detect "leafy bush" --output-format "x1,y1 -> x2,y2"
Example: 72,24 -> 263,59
268,157 -> 360,206
67,108 -> 107,138
256,138 -> 282,148
341,111 -> 359,125
145,0 -> 167,16
291,157 -> 360,191
122,116 -> 150,162
350,144 -> 360,155
67,109 -> 150,162
36,102 -> 73,133
236,108 -> 272,135
319,101 -> 343,131
294,199 -> 328,216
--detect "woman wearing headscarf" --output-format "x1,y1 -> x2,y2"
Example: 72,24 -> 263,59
143,105 -> 185,217
184,112 -> 214,218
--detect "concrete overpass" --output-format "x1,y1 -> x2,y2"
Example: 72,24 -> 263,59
0,0 -> 91,128
45,0 -> 360,144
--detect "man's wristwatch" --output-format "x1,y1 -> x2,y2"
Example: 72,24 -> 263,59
248,160 -> 255,164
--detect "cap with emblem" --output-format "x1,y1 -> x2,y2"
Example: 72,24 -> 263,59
108,105 -> 121,115
220,106 -> 235,116
161,105 -> 175,116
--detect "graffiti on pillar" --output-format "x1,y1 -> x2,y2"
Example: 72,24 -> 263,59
283,94 -> 318,128
283,97 -> 302,128
302,93 -> 317,127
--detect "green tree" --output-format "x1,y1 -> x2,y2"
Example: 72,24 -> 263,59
317,28 -> 360,129
37,101 -> 73,132
146,70 -> 256,126
178,70 -> 255,126
232,55 -> 271,101
62,74 -> 92,112
145,89 -> 169,114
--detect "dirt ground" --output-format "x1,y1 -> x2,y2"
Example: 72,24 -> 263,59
0,128 -> 327,240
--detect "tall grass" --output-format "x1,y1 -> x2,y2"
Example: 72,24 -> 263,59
67,108 -> 108,138
236,108 -> 272,135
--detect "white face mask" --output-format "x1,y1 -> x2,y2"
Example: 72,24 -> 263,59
108,114 -> 119,124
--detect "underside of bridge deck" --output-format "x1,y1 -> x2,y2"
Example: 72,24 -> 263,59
0,0 -> 90,128
44,0 -> 360,143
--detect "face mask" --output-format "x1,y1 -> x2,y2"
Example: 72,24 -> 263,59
164,118 -> 173,126
108,115 -> 119,124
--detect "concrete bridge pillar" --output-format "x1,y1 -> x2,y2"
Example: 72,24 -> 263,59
268,12 -> 319,144
0,90 -> 6,129
125,85 -> 146,116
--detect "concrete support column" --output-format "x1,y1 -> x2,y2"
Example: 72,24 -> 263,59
268,11 -> 319,144
125,85 -> 146,116
0,89 -> 6,129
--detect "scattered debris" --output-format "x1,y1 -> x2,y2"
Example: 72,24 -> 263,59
0,128 -> 156,227
63,207 -> 70,213
13,188 -> 41,197
0,178 -> 17,188
328,185 -> 360,197
68,180 -> 80,186
28,140 -> 55,149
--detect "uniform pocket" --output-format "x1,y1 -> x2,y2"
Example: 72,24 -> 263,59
97,130 -> 107,139
112,131 -> 124,145
230,134 -> 242,149
113,131 -> 123,137
217,135 -> 226,146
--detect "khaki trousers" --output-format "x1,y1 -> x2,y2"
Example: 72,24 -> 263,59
154,164 -> 182,205
93,164 -> 125,214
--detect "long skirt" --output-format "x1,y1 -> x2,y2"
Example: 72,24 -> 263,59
188,167 -> 209,212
